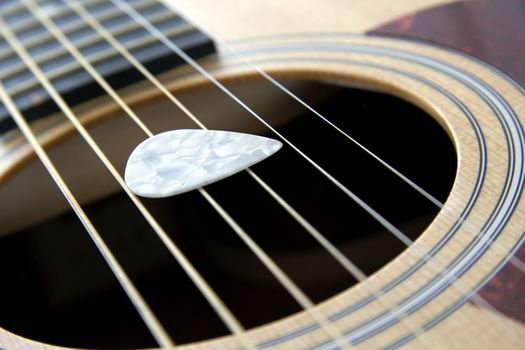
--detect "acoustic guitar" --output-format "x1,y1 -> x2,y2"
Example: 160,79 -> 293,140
0,0 -> 524,349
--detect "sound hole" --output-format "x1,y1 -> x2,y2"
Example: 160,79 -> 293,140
0,80 -> 456,349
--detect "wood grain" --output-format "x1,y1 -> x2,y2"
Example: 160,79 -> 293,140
166,0 -> 459,40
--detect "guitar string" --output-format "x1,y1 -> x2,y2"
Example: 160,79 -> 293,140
17,1 -> 355,348
0,10 -> 256,350
0,82 -> 175,349
64,0 -> 520,345
64,0 -> 455,347
110,0 -> 524,342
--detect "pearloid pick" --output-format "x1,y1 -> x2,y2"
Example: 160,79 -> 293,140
124,129 -> 282,198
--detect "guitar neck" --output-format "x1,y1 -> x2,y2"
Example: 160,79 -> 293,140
0,0 -> 214,133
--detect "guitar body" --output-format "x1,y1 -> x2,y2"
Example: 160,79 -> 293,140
0,0 -> 524,349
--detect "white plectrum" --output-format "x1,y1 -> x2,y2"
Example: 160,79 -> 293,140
124,129 -> 282,198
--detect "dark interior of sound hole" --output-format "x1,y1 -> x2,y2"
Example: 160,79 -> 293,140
0,81 -> 457,349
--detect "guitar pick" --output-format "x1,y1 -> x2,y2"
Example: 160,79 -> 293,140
124,129 -> 282,198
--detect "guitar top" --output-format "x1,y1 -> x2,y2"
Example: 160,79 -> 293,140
0,0 -> 524,349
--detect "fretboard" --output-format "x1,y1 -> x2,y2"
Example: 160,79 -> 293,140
0,0 -> 215,133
